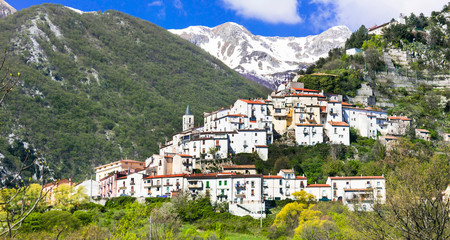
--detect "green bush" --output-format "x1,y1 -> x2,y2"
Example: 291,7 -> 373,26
73,210 -> 93,225
104,196 -> 136,208
40,210 -> 81,232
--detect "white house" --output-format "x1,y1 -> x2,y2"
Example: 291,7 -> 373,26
326,176 -> 386,211
295,124 -> 324,145
306,184 -> 332,201
326,121 -> 350,145
262,170 -> 307,200
415,129 -> 430,141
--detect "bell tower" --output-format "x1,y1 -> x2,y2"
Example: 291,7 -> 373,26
183,105 -> 194,131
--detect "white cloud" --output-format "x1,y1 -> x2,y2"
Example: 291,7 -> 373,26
222,0 -> 302,24
148,1 -> 163,7
311,0 -> 447,31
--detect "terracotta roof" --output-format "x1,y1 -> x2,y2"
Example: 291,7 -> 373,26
341,102 -> 352,106
263,175 -> 282,179
144,174 -> 185,179
328,121 -> 349,127
329,176 -> 384,180
320,106 -> 327,113
306,184 -> 330,187
281,169 -> 294,173
223,165 -> 256,169
255,145 -> 268,148
117,176 -> 127,180
291,87 -> 319,92
344,188 -> 374,192
381,135 -> 398,140
227,114 -> 247,117
416,129 -> 430,133
95,159 -> 144,169
388,116 -> 411,121
296,176 -> 307,179
178,154 -> 192,158
290,93 -> 326,98
238,99 -> 265,105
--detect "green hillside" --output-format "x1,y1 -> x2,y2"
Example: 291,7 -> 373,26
0,4 -> 269,181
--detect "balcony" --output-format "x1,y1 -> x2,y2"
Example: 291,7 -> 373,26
182,160 -> 191,165
263,182 -> 268,188
151,183 -> 161,187
235,193 -> 246,198
130,182 -> 135,185
164,183 -> 173,186
235,183 -> 246,189
119,186 -> 127,190
188,183 -> 203,189
217,193 -> 227,198
285,191 -> 290,196
285,183 -> 290,188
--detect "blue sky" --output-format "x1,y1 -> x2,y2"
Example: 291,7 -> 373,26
10,0 -> 446,37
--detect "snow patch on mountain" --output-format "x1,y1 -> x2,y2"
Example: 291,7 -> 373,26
170,22 -> 352,89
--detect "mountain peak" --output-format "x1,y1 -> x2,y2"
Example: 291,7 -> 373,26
0,0 -> 16,18
170,23 -> 351,89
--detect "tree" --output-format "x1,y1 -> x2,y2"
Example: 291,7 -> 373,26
355,154 -> 450,239
0,50 -> 48,238
53,184 -> 89,211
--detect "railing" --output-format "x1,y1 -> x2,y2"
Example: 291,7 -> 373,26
235,184 -> 246,189
285,183 -> 290,188
235,193 -> 246,198
188,184 -> 203,189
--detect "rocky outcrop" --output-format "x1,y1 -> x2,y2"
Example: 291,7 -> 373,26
0,0 -> 15,18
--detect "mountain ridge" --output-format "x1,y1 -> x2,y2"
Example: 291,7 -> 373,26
169,23 -> 352,89
0,4 -> 269,181
0,0 -> 15,18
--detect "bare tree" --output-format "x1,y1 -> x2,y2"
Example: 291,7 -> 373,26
355,154 -> 450,240
0,49 -> 48,238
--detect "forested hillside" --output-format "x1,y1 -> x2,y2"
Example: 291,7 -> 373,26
0,4 -> 269,181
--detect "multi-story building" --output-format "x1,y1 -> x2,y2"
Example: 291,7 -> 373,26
305,184 -> 332,201
295,123 -> 324,145
386,116 -> 411,136
326,121 -> 350,145
415,129 -> 430,141
95,159 -> 145,181
343,106 -> 388,138
326,176 -> 385,211
262,170 -> 307,200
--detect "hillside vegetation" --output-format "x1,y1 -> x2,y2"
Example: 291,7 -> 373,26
0,4 -> 269,181
297,4 -> 450,136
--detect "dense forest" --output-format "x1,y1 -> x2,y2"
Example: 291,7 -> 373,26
0,4 -> 270,181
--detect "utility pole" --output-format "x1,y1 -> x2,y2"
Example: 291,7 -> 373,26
90,174 -> 93,202
149,215 -> 152,240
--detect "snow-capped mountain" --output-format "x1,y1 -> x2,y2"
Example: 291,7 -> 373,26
0,0 -> 15,18
170,22 -> 352,89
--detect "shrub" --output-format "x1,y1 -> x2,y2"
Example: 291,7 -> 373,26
73,210 -> 93,225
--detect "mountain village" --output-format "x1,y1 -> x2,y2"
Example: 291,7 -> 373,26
64,79 -> 437,218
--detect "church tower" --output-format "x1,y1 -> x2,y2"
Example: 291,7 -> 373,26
183,105 -> 194,131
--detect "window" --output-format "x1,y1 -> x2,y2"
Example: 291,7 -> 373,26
333,182 -> 336,188
334,128 -> 337,134
333,190 -> 336,196
275,109 -> 281,113
251,189 -> 255,196
219,181 -> 222,186
280,188 -> 283,193
251,181 -> 255,188
224,180 -> 227,186
279,179 -> 282,185
255,133 -> 257,136
206,181 -> 210,188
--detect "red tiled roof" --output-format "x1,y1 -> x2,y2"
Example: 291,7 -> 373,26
227,114 -> 247,117
416,129 -> 430,133
223,165 -> 256,169
178,154 -> 192,158
381,135 -> 398,140
281,169 -> 294,173
238,99 -> 265,105
329,176 -> 384,180
117,176 -> 127,180
306,184 -> 330,187
388,116 -> 411,121
290,93 -> 325,98
296,176 -> 307,179
341,102 -> 352,106
144,174 -> 185,179
291,87 -> 319,92
328,121 -> 349,127
263,175 -> 282,179
255,145 -> 268,148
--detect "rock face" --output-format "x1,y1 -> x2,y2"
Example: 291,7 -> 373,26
170,23 -> 352,89
0,0 -> 16,18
